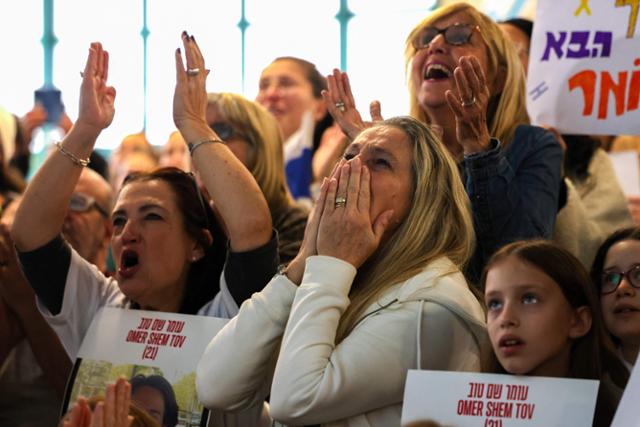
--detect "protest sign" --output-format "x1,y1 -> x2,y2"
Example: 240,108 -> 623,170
527,0 -> 640,134
401,370 -> 599,426
611,353 -> 640,427
63,307 -> 227,426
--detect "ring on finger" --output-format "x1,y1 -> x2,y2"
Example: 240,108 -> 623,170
335,101 -> 346,112
334,196 -> 347,208
461,95 -> 476,107
186,68 -> 201,76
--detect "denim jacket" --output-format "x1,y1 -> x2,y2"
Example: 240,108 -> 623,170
462,124 -> 563,283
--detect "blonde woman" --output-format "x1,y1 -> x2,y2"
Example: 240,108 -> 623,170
206,93 -> 307,262
327,3 -> 562,282
197,116 -> 488,426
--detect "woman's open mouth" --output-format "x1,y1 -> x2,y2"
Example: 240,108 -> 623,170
424,63 -> 453,81
118,249 -> 140,279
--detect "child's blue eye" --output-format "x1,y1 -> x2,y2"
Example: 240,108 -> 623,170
522,293 -> 538,305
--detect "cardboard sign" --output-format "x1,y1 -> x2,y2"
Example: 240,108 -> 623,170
401,370 -> 599,426
611,353 -> 640,427
527,0 -> 640,135
608,151 -> 640,195
63,307 -> 228,426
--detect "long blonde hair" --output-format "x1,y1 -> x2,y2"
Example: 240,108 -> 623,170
207,93 -> 293,213
335,116 -> 475,342
404,3 -> 529,146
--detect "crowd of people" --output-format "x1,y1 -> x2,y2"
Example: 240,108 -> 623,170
0,3 -> 639,427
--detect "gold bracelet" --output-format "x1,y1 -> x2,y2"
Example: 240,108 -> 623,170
54,141 -> 90,167
188,138 -> 224,155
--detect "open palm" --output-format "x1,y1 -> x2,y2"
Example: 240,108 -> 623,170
77,42 -> 116,134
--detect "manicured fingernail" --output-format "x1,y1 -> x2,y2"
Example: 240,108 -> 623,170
190,35 -> 196,42
176,48 -> 181,54
182,30 -> 188,37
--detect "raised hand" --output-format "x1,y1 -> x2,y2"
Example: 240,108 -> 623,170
285,160 -> 344,284
77,43 -> 116,136
63,378 -> 133,427
445,55 -> 491,154
316,158 -> 393,269
321,69 -> 382,141
173,31 -> 210,144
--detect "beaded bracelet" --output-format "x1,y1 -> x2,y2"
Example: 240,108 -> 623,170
188,138 -> 224,156
54,141 -> 90,167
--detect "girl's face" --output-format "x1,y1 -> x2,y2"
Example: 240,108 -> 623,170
111,180 -> 203,311
600,239 -> 640,346
485,256 -> 590,377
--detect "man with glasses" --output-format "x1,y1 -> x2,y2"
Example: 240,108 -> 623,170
62,168 -> 113,273
0,168 -> 113,427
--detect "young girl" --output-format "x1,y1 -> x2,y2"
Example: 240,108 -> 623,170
591,227 -> 640,369
482,240 -> 628,427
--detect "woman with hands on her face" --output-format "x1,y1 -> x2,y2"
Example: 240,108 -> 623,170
10,33 -> 275,364
326,3 -> 562,283
197,116 -> 488,426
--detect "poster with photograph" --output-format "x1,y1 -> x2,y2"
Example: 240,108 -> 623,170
527,0 -> 640,134
63,307 -> 228,427
401,370 -> 599,426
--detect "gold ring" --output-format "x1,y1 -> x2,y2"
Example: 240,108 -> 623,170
334,196 -> 347,208
461,95 -> 476,107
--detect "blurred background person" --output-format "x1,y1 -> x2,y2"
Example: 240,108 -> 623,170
159,131 -> 190,172
207,92 -> 307,262
256,56 -> 336,204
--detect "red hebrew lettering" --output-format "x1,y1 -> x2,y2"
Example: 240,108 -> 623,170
167,320 -> 185,333
505,385 -> 529,401
151,319 -> 166,331
486,383 -> 503,399
467,382 -> 485,398
627,59 -> 640,111
569,70 -> 597,115
599,71 -> 628,118
137,317 -> 152,330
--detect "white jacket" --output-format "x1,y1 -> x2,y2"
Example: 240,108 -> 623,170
197,255 -> 488,426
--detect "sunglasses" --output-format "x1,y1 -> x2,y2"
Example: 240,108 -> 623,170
69,192 -> 109,218
209,122 -> 244,142
601,265 -> 640,294
413,23 -> 479,49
